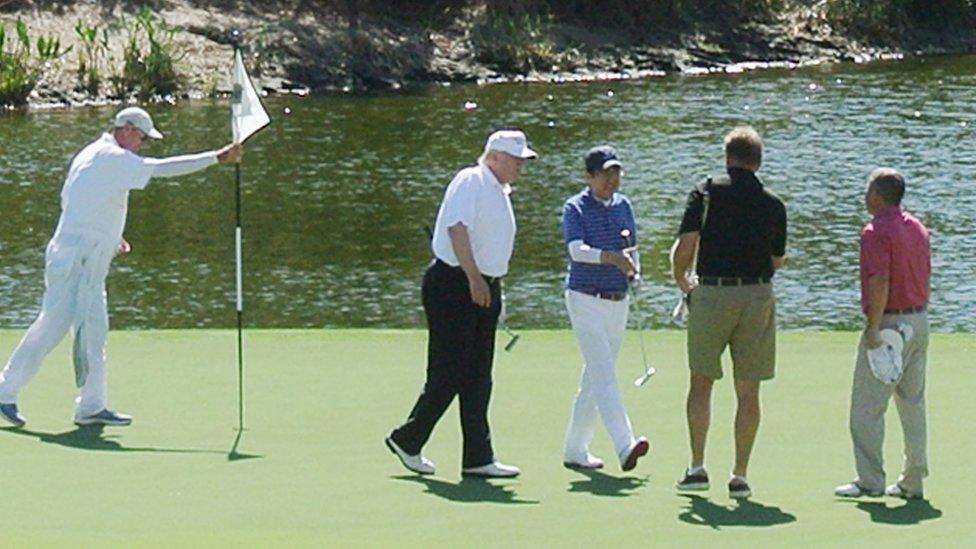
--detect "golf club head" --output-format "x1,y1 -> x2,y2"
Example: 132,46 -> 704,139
504,333 -> 520,352
634,367 -> 656,386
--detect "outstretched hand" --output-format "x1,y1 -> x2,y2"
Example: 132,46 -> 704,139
217,143 -> 244,164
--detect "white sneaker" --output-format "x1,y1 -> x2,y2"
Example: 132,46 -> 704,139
385,435 -> 435,475
834,482 -> 882,498
462,461 -> 521,478
563,453 -> 605,470
885,483 -> 923,500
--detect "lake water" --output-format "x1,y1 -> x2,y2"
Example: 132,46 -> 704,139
1,55 -> 974,331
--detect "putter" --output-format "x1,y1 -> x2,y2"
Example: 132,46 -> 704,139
500,292 -> 520,352
621,229 -> 655,386
503,325 -> 521,352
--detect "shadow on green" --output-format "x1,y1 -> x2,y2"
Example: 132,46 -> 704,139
1,424 -> 222,455
847,499 -> 943,525
392,475 -> 539,505
567,469 -> 649,497
227,429 -> 262,462
678,494 -> 797,529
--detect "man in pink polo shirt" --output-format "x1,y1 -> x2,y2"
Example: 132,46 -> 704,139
835,168 -> 931,500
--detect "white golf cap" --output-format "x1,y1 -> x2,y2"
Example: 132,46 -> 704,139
113,107 -> 163,139
485,130 -> 537,159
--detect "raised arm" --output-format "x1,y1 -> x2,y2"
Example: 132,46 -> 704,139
144,143 -> 242,178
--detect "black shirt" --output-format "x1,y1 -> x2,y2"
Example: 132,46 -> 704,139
678,167 -> 787,278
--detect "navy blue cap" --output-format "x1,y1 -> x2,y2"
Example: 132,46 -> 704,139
584,145 -> 623,173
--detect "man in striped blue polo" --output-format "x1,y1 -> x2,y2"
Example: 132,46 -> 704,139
561,145 -> 649,472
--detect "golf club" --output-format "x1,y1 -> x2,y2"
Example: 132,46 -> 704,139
620,229 -> 655,386
500,292 -> 520,352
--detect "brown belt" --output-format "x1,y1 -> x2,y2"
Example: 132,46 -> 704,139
576,289 -> 627,301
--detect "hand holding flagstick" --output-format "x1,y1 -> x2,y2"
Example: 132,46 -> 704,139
217,143 -> 244,164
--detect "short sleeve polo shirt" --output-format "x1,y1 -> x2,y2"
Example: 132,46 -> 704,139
859,206 -> 930,313
431,163 -> 517,277
678,167 -> 787,278
563,189 -> 636,293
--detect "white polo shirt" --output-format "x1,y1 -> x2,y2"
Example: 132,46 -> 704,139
54,133 -> 218,244
431,163 -> 516,278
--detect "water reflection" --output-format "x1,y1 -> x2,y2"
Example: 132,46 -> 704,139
1,56 -> 974,330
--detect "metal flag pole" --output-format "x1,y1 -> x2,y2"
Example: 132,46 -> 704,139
230,30 -> 246,434
234,158 -> 244,432
227,28 -> 269,449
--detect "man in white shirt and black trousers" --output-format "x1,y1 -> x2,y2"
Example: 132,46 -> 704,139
386,129 -> 537,478
0,107 -> 242,428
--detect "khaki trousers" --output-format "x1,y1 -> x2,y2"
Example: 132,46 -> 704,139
850,311 -> 929,493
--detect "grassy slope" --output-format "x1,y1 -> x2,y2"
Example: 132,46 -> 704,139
1,329 -> 972,547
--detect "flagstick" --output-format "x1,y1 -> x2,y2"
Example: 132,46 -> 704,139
227,31 -> 269,449
232,37 -> 245,436
235,159 -> 244,433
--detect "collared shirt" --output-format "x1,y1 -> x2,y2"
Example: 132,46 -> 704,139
431,163 -> 516,278
562,189 -> 636,293
678,167 -> 787,278
860,206 -> 930,313
55,133 -> 218,245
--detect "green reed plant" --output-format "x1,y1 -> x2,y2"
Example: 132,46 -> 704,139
110,7 -> 185,101
0,19 -> 69,106
75,21 -> 109,96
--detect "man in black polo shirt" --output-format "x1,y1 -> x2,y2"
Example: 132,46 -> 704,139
670,126 -> 787,499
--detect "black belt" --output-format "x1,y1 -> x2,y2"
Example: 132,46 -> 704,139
884,304 -> 926,315
434,259 -> 502,285
699,276 -> 771,287
575,289 -> 627,301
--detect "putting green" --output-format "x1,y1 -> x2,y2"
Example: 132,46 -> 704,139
1,329 -> 972,547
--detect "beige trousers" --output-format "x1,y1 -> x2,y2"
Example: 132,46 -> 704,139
849,311 -> 929,493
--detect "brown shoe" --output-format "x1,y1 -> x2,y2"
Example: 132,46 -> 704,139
620,436 -> 649,472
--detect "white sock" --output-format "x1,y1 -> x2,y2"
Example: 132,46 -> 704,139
730,474 -> 748,483
688,465 -> 706,475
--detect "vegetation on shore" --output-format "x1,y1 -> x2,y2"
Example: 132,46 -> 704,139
1,1 -> 975,107
1,7 -> 182,106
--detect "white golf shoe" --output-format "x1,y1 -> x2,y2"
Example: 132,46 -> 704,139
563,453 -> 605,470
834,481 -> 882,498
385,435 -> 435,475
885,483 -> 923,500
462,461 -> 521,478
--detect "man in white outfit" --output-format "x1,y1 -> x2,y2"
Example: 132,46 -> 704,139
561,146 -> 649,472
0,107 -> 242,428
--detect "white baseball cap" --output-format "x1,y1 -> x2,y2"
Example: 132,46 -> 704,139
485,130 -> 537,159
113,107 -> 164,139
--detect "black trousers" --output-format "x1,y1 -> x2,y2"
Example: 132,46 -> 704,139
391,259 -> 502,468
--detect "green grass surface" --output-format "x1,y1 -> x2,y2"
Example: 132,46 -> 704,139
1,329 -> 973,547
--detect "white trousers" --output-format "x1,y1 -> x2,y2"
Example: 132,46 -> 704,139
564,290 -> 636,460
0,234 -> 113,418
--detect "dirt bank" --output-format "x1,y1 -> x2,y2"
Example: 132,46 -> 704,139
2,1 -> 974,108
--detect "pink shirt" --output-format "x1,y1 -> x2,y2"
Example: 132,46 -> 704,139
860,206 -> 930,314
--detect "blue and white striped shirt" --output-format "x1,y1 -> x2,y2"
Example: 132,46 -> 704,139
562,189 -> 637,293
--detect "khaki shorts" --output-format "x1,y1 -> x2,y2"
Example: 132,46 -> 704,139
687,283 -> 776,380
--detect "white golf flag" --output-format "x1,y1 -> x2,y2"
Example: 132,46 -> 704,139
231,49 -> 270,144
